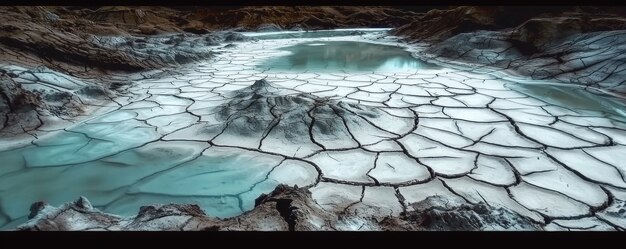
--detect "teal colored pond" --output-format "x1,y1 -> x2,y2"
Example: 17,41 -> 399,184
257,41 -> 440,72
243,29 -> 381,40
0,115 -> 284,229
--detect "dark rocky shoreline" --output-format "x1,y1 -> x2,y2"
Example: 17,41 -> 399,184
17,185 -> 542,231
394,6 -> 626,96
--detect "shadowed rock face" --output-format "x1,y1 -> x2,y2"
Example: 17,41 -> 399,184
15,185 -> 541,231
393,6 -> 626,95
0,72 -> 44,133
190,6 -> 422,31
392,6 -> 626,43
45,6 -> 421,34
0,7 -> 220,72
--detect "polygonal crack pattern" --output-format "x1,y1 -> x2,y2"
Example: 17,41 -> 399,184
1,35 -> 625,230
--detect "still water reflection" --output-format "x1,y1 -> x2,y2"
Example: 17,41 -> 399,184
259,41 -> 439,72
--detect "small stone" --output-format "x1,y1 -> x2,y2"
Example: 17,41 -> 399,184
28,201 -> 47,219
75,196 -> 93,210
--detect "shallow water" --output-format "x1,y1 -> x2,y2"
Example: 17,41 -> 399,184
241,28 -> 390,40
258,41 -> 439,72
509,82 -> 626,119
2,30 -> 626,230
0,123 -> 282,228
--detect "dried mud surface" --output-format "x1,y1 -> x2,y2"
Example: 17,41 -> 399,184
2,6 -> 626,231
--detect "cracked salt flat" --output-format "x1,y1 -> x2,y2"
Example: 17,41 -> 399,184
1,30 -> 626,230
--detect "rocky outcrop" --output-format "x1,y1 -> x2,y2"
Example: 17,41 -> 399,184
0,71 -> 43,133
392,6 -> 624,43
0,7 -> 220,73
16,185 -> 334,231
379,196 -> 541,231
16,185 -> 542,231
191,6 -> 421,31
393,6 -> 626,96
56,6 -> 420,34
